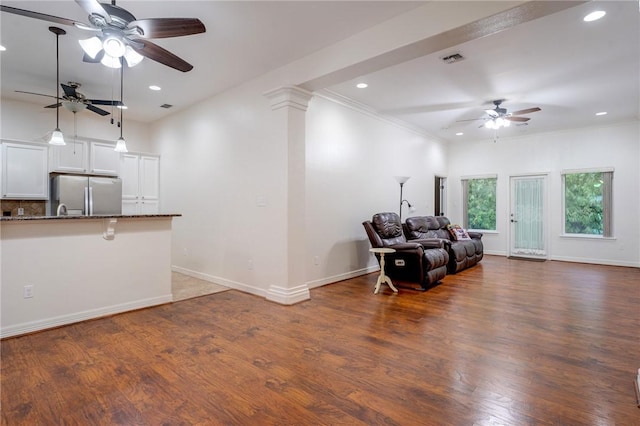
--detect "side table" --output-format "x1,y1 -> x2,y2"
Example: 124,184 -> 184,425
369,247 -> 398,294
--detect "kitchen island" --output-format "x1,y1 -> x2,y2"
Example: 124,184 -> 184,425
0,214 -> 180,338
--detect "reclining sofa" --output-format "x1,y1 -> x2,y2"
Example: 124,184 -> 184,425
404,216 -> 483,274
363,212 -> 449,290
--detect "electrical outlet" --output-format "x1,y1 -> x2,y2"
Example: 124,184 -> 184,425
248,259 -> 253,270
313,256 -> 320,266
23,285 -> 34,299
17,208 -> 24,216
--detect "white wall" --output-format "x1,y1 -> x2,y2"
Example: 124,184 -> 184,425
150,77 -> 289,296
447,121 -> 640,267
150,77 -> 449,295
0,99 -> 152,152
305,94 -> 447,286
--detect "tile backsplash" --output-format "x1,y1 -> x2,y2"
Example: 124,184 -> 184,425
1,200 -> 46,217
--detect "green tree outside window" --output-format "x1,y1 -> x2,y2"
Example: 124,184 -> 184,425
564,172 -> 606,235
466,178 -> 496,230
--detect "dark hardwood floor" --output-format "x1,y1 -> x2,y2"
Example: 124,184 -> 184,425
2,255 -> 639,425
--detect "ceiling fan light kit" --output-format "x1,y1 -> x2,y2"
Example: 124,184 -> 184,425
1,1 -> 206,72
485,117 -> 510,130
457,99 -> 541,135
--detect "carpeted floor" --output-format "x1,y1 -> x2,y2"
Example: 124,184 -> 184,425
172,272 -> 229,302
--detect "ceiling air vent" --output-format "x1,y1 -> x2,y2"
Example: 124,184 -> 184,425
442,53 -> 465,64
160,104 -> 173,109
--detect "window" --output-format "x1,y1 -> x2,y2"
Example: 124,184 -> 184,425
462,176 -> 497,231
562,170 -> 613,237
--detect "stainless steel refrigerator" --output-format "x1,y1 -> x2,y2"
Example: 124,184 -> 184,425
51,175 -> 122,216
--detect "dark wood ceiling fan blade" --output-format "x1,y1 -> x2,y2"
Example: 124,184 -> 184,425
15,90 -> 58,99
86,104 -> 110,116
506,116 -> 530,122
45,102 -> 63,109
510,107 -> 541,115
75,0 -> 111,24
0,5 -> 79,26
128,18 -> 206,39
89,99 -> 123,107
61,84 -> 78,98
131,39 -> 194,72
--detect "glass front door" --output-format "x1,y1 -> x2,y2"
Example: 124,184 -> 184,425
510,175 -> 547,258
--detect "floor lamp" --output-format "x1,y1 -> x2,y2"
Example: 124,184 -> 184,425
394,176 -> 415,221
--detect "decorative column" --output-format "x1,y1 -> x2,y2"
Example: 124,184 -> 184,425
263,86 -> 313,304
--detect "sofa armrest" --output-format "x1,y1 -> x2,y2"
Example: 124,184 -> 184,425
468,231 -> 483,240
409,238 -> 447,250
388,242 -> 423,251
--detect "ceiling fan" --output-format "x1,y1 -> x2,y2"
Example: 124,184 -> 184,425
0,0 -> 206,72
458,99 -> 541,128
17,82 -> 122,116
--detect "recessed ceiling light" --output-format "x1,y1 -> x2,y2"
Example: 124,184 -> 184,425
595,111 -> 607,116
0,45 -> 6,51
356,83 -> 368,89
584,11 -> 606,22
149,85 -> 161,91
456,132 -> 464,136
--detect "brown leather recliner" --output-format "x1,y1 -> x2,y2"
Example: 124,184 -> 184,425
362,212 -> 449,290
404,216 -> 483,274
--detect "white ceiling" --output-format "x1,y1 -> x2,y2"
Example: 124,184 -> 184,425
1,1 -> 638,143
326,0 -> 640,142
0,1 -> 422,122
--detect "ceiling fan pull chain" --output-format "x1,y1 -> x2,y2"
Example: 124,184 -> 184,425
73,111 -> 77,154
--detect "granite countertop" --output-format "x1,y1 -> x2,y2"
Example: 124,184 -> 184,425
0,214 -> 182,222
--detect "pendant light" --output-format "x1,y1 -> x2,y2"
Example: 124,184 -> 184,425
114,59 -> 128,153
49,27 -> 66,146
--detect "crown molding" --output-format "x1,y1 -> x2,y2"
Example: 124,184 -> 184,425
314,89 -> 444,142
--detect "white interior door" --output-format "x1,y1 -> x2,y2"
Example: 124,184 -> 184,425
509,175 -> 547,259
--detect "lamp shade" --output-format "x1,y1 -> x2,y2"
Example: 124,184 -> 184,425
101,55 -> 121,69
114,136 -> 128,153
394,176 -> 410,185
124,46 -> 144,67
49,128 -> 65,146
103,36 -> 126,58
79,36 -> 102,59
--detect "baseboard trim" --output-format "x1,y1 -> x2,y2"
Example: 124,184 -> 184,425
172,265 -> 379,300
171,265 -> 268,298
306,265 -> 379,289
549,255 -> 639,268
0,294 -> 173,339
266,284 -> 311,305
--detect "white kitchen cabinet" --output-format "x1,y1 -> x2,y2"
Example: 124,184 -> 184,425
120,153 -> 160,214
90,142 -> 121,176
1,141 -> 48,199
49,140 -> 89,173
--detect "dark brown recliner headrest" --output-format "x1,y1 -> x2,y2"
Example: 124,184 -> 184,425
372,212 -> 403,239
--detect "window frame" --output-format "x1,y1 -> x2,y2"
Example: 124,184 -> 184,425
461,174 -> 497,232
561,168 -> 613,238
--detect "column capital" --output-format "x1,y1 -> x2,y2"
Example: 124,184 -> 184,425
263,86 -> 313,111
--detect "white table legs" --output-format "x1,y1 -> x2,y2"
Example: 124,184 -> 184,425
374,251 -> 398,294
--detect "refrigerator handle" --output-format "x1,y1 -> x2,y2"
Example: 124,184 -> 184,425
89,187 -> 94,216
84,187 -> 89,215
